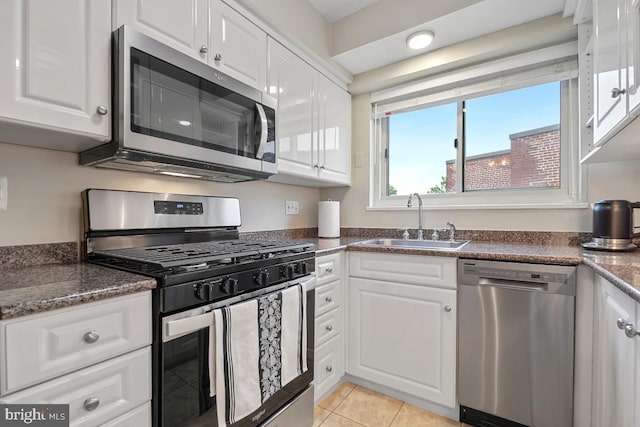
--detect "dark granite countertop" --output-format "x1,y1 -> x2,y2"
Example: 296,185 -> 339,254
0,263 -> 156,320
3,233 -> 640,320
307,237 -> 640,304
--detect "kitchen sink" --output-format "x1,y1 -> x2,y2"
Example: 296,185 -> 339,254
355,238 -> 470,250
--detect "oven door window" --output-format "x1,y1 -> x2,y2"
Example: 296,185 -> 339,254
130,47 -> 275,162
162,330 -> 215,427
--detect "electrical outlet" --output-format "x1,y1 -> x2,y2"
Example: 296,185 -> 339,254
0,176 -> 7,211
285,200 -> 299,215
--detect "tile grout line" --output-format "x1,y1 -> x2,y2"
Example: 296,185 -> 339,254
387,401 -> 405,427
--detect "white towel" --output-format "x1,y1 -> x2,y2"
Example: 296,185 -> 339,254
210,283 -> 307,426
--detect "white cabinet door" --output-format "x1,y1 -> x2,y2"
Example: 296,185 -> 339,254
114,0 -> 208,61
0,0 -> 110,140
592,276 -> 636,427
593,0 -> 628,143
0,347 -> 151,427
268,39 -> 317,179
209,1 -> 266,91
317,75 -> 351,185
626,0 -> 640,113
348,277 -> 456,408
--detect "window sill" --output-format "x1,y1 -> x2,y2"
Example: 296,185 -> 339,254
366,202 -> 590,211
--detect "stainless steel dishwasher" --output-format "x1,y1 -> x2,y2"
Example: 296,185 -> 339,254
458,259 -> 576,427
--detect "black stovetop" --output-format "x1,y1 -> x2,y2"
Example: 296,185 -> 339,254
87,239 -> 315,286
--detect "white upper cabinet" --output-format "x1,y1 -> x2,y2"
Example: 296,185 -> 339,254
268,38 -> 351,187
268,39 -> 317,179
209,1 -> 267,91
317,76 -> 351,184
593,0 -> 626,141
116,0 -> 267,91
0,0 -> 111,147
114,0 -> 209,61
585,0 -> 640,162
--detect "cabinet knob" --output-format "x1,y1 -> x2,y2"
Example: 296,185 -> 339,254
325,365 -> 333,373
200,45 -> 208,54
624,323 -> 640,339
325,266 -> 333,273
326,325 -> 333,332
214,53 -> 222,61
320,165 -> 326,170
444,305 -> 452,312
617,318 -> 627,329
325,296 -> 333,303
611,87 -> 627,98
83,397 -> 100,411
83,330 -> 100,344
96,105 -> 108,115
313,164 -> 319,169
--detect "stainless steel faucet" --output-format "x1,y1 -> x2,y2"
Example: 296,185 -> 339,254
407,193 -> 423,240
446,221 -> 456,241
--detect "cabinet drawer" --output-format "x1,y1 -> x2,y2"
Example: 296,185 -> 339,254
101,402 -> 151,427
315,281 -> 341,317
350,252 -> 456,289
0,347 -> 151,427
314,336 -> 345,400
315,307 -> 343,347
316,253 -> 341,286
1,292 -> 151,395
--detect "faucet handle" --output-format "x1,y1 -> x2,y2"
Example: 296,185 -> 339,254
397,228 -> 410,240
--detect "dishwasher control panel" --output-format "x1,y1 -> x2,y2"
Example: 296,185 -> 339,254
458,259 -> 577,290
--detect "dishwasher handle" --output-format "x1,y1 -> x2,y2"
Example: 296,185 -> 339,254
477,275 -> 580,296
479,277 -> 549,291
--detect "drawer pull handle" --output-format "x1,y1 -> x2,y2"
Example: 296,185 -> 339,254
325,296 -> 333,303
444,306 -> 452,312
326,366 -> 333,373
83,331 -> 100,344
83,397 -> 100,412
326,325 -> 333,332
325,267 -> 333,273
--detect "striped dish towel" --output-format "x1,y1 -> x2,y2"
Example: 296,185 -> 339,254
209,283 -> 308,426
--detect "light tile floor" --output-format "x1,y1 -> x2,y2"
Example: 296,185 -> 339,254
314,382 -> 470,427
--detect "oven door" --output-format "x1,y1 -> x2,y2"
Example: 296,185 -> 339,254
159,276 -> 315,427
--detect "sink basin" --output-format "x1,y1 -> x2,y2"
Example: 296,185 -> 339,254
355,238 -> 470,250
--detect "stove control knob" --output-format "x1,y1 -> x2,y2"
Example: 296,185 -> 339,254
221,277 -> 238,295
194,282 -> 210,300
281,264 -> 296,279
255,269 -> 270,286
296,261 -> 309,275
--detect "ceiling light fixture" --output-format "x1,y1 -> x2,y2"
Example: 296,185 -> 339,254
406,30 -> 435,50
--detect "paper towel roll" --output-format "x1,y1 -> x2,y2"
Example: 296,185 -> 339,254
318,201 -> 340,238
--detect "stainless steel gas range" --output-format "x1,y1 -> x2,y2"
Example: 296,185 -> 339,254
83,189 -> 316,427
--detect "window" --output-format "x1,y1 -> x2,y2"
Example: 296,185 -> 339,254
371,49 -> 582,209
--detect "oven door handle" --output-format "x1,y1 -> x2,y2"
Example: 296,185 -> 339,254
166,311 -> 213,338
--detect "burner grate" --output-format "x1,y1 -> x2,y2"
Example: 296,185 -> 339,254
93,239 -> 313,269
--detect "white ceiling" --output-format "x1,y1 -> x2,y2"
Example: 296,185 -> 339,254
308,0 -> 382,22
307,0 -> 570,75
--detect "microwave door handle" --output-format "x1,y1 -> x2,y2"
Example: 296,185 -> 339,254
255,103 -> 268,159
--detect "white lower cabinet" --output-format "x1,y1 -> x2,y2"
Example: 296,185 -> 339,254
592,275 -> 639,427
0,292 -> 152,427
0,348 -> 150,427
347,252 -> 457,409
314,252 -> 345,401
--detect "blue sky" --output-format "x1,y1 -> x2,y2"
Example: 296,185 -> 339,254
388,82 -> 560,195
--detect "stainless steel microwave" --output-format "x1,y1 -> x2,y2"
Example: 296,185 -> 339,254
81,26 -> 277,183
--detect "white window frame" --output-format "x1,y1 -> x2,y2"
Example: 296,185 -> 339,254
369,43 -> 588,210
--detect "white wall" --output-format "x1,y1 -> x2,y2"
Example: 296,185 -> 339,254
320,94 -> 640,233
0,142 -> 320,246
